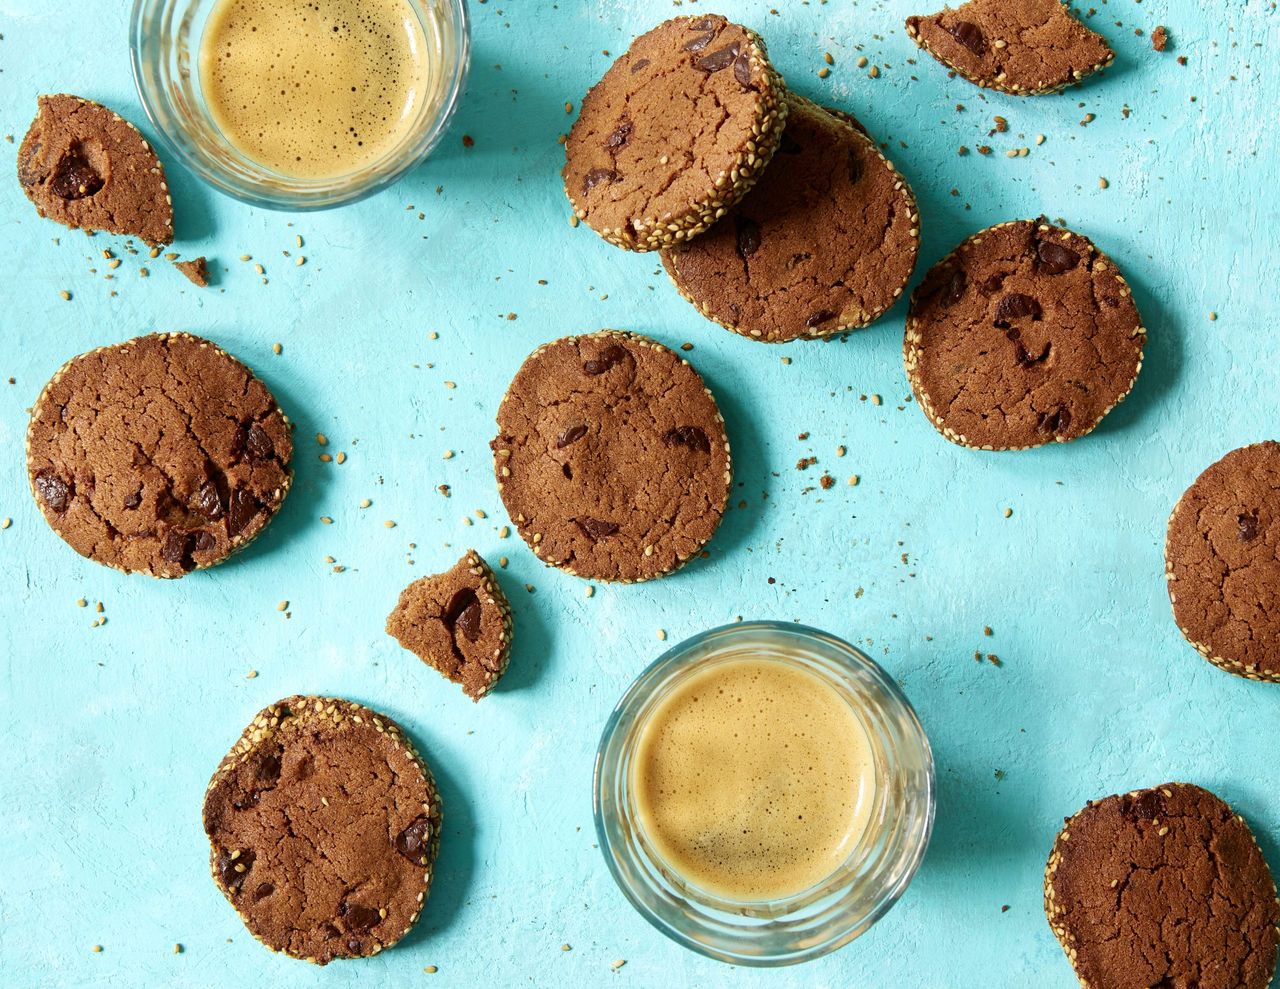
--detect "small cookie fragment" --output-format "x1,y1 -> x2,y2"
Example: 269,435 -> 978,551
1151,25 -> 1169,52
1045,783 -> 1279,989
563,15 -> 788,251
174,256 -> 209,287
492,331 -> 731,582
661,97 -> 919,342
18,94 -> 174,246
26,332 -> 293,577
1165,441 -> 1280,681
904,219 -> 1144,450
203,697 -> 442,965
905,0 -> 1115,95
386,551 -> 514,700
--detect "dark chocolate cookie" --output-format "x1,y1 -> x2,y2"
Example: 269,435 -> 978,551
563,15 -> 787,251
18,94 -> 174,246
386,550 -> 514,700
1045,783 -> 1279,989
492,331 -> 731,582
1165,441 -> 1280,682
203,697 -> 441,965
26,332 -> 292,577
904,219 -> 1144,450
906,0 -> 1115,95
661,96 -> 919,342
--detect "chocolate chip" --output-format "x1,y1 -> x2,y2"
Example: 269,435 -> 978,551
1122,789 -> 1166,821
227,488 -> 260,537
1014,342 -> 1052,368
847,149 -> 863,185
1037,405 -> 1073,434
576,517 -> 619,540
245,423 -> 274,461
665,426 -> 712,454
945,20 -> 987,56
1036,240 -> 1080,275
942,268 -> 966,306
394,816 -> 434,863
123,491 -> 142,509
805,310 -> 837,328
193,480 -> 225,521
583,344 -> 628,375
1237,511 -> 1260,542
696,43 -> 740,73
605,117 -> 633,150
217,848 -> 254,894
980,273 -> 1006,295
193,530 -> 215,553
688,16 -> 719,31
994,293 -> 1042,327
17,140 -> 44,186
733,53 -> 753,88
160,529 -> 195,567
630,58 -> 650,74
556,424 -> 588,448
49,143 -> 104,200
339,902 -> 382,932
252,882 -> 275,902
444,588 -> 482,642
583,168 -> 619,195
735,217 -> 761,260
34,469 -> 70,512
684,31 -> 715,52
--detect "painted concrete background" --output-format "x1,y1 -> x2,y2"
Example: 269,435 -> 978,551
1,0 -> 1277,986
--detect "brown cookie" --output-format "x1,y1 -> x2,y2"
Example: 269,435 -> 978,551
26,332 -> 292,577
1165,441 -> 1280,682
906,0 -> 1115,95
904,219 -> 1144,450
492,331 -> 731,583
661,96 -> 919,342
18,94 -> 174,246
174,256 -> 209,287
386,550 -> 514,700
203,696 -> 442,965
563,15 -> 787,251
1045,783 -> 1279,989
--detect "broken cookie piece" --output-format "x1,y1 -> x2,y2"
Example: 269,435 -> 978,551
18,94 -> 174,246
386,551 -> 513,700
174,256 -> 209,287
905,0 -> 1115,95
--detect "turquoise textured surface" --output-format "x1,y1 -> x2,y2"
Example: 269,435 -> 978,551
1,1 -> 1277,986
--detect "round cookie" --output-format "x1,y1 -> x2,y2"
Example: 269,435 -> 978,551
491,331 -> 731,583
563,15 -> 787,252
1165,441 -> 1280,681
661,96 -> 919,342
1045,783 -> 1279,989
26,332 -> 292,577
203,696 -> 442,965
904,219 -> 1145,450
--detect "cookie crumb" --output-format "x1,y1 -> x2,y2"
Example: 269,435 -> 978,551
174,256 -> 209,287
1151,25 -> 1168,51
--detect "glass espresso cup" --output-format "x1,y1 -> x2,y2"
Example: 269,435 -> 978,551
594,621 -> 935,966
130,0 -> 469,210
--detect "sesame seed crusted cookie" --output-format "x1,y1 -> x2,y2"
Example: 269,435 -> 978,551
1165,441 -> 1280,682
904,219 -> 1144,450
18,94 -> 175,246
906,0 -> 1115,96
491,331 -> 731,583
563,15 -> 788,252
202,696 -> 442,965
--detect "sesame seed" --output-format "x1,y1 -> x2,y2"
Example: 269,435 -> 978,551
173,944 -> 182,954
612,960 -> 626,971
360,499 -> 371,509
824,51 -> 834,64
239,254 -> 251,262
462,516 -> 473,526
442,449 -> 454,459
984,626 -> 993,636
272,343 -> 282,355
818,67 -> 831,78
1208,311 -> 1218,321
868,65 -> 879,78
849,475 -> 860,486
77,598 -> 87,608
499,557 -> 509,568
475,509 -> 487,519
296,256 -> 305,266
321,516 -> 333,525
564,101 -> 573,113
92,945 -> 103,953
657,629 -> 667,641
384,520 -> 396,529
316,433 -> 328,446
1003,507 -> 1013,518
425,965 -> 438,974
336,452 -> 346,465
857,55 -> 868,67
254,264 -> 265,275
561,944 -> 572,952
319,453 -> 332,463
836,446 -> 846,457
585,586 -> 595,598
499,526 -> 510,538
295,235 -> 304,248
871,394 -> 882,406
0,518 -> 9,529
1036,134 -> 1046,145
1098,177 -> 1109,189
277,600 -> 288,612
59,290 -> 71,301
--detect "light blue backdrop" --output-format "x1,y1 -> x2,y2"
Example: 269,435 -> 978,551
1,1 -> 1277,986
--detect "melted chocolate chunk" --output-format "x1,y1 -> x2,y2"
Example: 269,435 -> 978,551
49,144 -> 104,200
227,488 -> 260,537
556,424 -> 588,448
394,816 -> 434,863
980,273 -> 1007,295
252,882 -> 275,902
1237,511 -> 1260,542
696,43 -> 740,73
1037,405 -> 1073,434
444,588 -> 482,643
1036,239 -> 1081,275
688,16 -> 719,31
684,31 -> 715,52
605,117 -> 633,150
160,529 -> 196,568
576,517 -> 620,540
245,423 -> 274,461
194,480 -> 225,521
1122,789 -> 1167,821
339,902 -> 382,933
630,57 -> 651,74
945,20 -> 987,56
34,469 -> 70,512
942,267 -> 967,306
805,309 -> 837,328
733,53 -> 753,88
217,848 -> 255,894
994,293 -> 1043,327
583,345 -> 628,375
665,425 -> 712,454
583,167 -> 620,195
735,216 -> 761,259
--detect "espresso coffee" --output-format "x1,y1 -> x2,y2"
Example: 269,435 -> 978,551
631,657 -> 876,902
199,0 -> 435,179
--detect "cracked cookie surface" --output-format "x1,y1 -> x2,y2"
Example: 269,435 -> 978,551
1165,441 -> 1280,681
660,96 -> 919,342
386,550 -> 514,700
906,0 -> 1114,95
905,219 -> 1144,450
26,332 -> 292,577
203,696 -> 441,965
492,331 -> 730,582
18,94 -> 174,246
563,15 -> 786,251
1045,783 -> 1279,989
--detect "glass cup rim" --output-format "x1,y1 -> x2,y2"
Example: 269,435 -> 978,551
128,0 -> 471,211
593,620 -> 936,966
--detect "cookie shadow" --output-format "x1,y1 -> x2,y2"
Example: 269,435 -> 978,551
164,146 -> 218,245
491,560 -> 553,695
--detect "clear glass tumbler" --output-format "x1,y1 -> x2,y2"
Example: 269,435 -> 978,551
129,0 -> 470,210
594,620 -> 935,966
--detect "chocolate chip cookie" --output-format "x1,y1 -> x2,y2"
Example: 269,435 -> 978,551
906,0 -> 1115,95
26,332 -> 292,577
563,15 -> 787,251
661,96 -> 919,342
492,331 -> 731,582
1045,783 -> 1279,989
18,94 -> 174,246
387,550 -> 514,700
1165,441 -> 1280,682
203,697 -> 442,965
904,219 -> 1144,450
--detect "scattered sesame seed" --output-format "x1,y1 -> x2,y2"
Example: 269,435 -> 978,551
0,518 -> 9,529
1035,134 -> 1046,145
585,585 -> 595,598
569,214 -> 579,228
316,433 -> 328,446
561,944 -> 572,952
1003,507 -> 1013,518
499,525 -> 510,538
498,556 -> 509,568
443,449 -> 455,460
1005,149 -> 1019,158
254,264 -> 265,275
857,55 -> 868,67
321,516 -> 333,525
823,51 -> 834,65
384,520 -> 396,529
319,453 -> 333,463
239,254 -> 251,262
818,66 -> 831,78
59,290 -> 71,301
1098,177 -> 1109,189
871,394 -> 882,406
657,628 -> 667,641
277,600 -> 288,612
77,598 -> 87,608
564,101 -> 573,113
849,475 -> 860,486
336,452 -> 346,465
445,381 -> 456,389
984,626 -> 993,636
612,960 -> 626,971
868,65 -> 879,78
836,445 -> 846,457
92,945 -> 103,953
425,965 -> 438,974
360,499 -> 371,509
173,943 -> 182,954
296,235 -> 304,248
462,516 -> 473,526
272,343 -> 282,355
296,256 -> 305,266
1208,311 -> 1218,321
